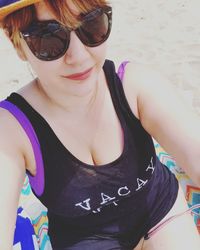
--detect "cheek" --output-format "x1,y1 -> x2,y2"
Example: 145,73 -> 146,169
21,40 -> 59,78
31,62 -> 58,81
88,42 -> 107,64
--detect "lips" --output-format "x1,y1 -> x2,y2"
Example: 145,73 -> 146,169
63,67 -> 93,81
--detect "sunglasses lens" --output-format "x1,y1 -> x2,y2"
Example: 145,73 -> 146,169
77,7 -> 112,47
22,22 -> 70,61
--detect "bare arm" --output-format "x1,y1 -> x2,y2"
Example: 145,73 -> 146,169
123,63 -> 200,186
0,110 -> 26,250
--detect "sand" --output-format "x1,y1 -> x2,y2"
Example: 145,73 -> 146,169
1,0 -> 200,113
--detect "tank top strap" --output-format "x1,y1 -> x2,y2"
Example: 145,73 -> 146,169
103,60 -> 139,124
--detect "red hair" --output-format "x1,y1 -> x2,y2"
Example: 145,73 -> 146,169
1,0 -> 109,52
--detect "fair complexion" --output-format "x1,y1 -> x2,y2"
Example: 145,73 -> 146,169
123,63 -> 200,186
0,1 -> 109,249
0,1 -> 200,250
27,1 -> 200,187
19,0 -> 123,170
20,5 -> 200,250
20,0 -> 107,111
121,64 -> 200,250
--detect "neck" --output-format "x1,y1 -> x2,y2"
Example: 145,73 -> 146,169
35,70 -> 106,117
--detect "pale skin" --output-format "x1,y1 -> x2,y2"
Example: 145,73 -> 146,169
0,1 -> 200,249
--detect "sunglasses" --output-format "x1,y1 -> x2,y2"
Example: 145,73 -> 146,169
20,6 -> 112,61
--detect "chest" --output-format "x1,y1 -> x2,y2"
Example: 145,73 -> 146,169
40,109 -> 156,216
47,92 -> 124,167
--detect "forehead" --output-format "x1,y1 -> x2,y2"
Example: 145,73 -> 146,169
35,0 -> 79,21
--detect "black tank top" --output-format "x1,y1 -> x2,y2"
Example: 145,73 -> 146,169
7,60 -> 178,249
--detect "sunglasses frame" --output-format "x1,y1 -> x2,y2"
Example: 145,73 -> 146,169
20,6 -> 112,61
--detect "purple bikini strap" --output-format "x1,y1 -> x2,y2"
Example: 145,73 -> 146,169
117,61 -> 129,82
0,100 -> 44,196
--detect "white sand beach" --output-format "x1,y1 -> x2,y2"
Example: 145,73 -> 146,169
1,0 -> 200,113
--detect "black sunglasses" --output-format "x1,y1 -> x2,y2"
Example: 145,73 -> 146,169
20,6 -> 112,61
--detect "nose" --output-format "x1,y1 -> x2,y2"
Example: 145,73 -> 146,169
64,31 -> 90,65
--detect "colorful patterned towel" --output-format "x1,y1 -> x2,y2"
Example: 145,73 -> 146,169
154,141 -> 200,233
15,174 -> 52,250
13,207 -> 39,250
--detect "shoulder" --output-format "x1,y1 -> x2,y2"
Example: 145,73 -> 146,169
0,108 -> 35,175
121,62 -> 170,119
122,62 -> 170,94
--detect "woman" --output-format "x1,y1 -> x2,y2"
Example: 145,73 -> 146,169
0,0 -> 200,249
